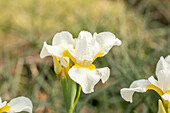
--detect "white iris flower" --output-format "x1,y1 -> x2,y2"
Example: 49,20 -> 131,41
121,55 -> 170,105
0,96 -> 33,113
40,31 -> 74,68
40,31 -> 121,94
68,31 -> 121,93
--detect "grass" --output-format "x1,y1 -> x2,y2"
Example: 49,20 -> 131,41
0,0 -> 169,112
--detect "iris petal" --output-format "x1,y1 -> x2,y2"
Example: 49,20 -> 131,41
8,96 -> 33,113
52,31 -> 74,46
96,32 -> 121,56
69,66 -> 110,94
40,42 -> 64,58
120,79 -> 150,103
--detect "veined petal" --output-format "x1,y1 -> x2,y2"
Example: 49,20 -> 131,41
69,67 -> 101,94
40,42 -> 64,58
120,79 -> 150,103
75,31 -> 100,64
8,96 -> 33,113
162,93 -> 170,103
52,31 -> 74,46
95,32 -> 121,56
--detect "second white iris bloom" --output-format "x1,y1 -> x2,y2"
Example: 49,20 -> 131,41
121,55 -> 170,105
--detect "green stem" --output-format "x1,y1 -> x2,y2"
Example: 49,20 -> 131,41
72,85 -> 81,111
67,77 -> 77,113
61,77 -> 81,113
67,108 -> 74,113
61,77 -> 69,110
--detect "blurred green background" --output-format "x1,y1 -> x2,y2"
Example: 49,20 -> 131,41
0,0 -> 169,113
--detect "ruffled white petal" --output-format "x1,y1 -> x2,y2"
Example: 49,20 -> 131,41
75,31 -> 100,65
8,96 -> 33,113
120,79 -> 150,103
96,67 -> 110,83
52,31 -> 74,46
69,67 -> 108,94
162,93 -> 170,103
40,42 -> 65,59
95,32 -> 121,56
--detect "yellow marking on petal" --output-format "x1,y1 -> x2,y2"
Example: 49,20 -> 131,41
146,84 -> 163,97
93,51 -> 104,63
165,91 -> 170,95
63,50 -> 76,64
73,64 -> 96,70
0,104 -> 10,112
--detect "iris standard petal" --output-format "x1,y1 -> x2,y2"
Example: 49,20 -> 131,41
157,70 -> 170,93
78,31 -> 93,40
75,31 -> 100,64
96,32 -> 121,56
120,79 -> 150,103
8,96 -> 33,113
155,56 -> 170,92
40,42 -> 64,59
156,56 -> 170,76
69,67 -> 101,94
52,31 -> 74,46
